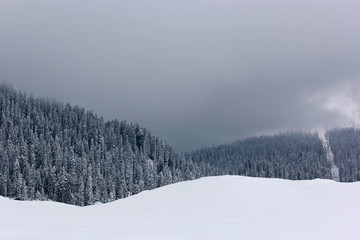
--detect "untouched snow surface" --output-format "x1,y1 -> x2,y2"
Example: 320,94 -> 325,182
1,176 -> 359,240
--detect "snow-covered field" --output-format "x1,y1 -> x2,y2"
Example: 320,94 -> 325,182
1,176 -> 359,240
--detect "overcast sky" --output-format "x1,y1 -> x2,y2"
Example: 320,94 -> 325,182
1,0 -> 360,151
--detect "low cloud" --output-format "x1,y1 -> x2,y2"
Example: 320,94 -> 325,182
1,0 -> 360,151
311,82 -> 360,128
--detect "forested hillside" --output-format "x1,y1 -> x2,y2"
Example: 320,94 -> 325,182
1,84 -> 359,206
0,84 -> 215,205
327,128 -> 360,182
187,132 -> 333,180
188,129 -> 360,182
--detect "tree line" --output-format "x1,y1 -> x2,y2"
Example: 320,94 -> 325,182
187,132 -> 333,180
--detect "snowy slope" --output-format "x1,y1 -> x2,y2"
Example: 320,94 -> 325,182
1,176 -> 359,240
318,130 -> 340,181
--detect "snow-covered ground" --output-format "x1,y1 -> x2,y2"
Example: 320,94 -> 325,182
1,176 -> 359,240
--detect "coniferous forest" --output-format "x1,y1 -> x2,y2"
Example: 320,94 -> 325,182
187,132 -> 332,180
1,84 -> 360,206
188,130 -> 360,183
0,84 -> 215,205
326,128 -> 360,182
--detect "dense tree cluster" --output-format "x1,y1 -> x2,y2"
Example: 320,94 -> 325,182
187,132 -> 333,180
1,84 -> 359,206
0,84 -> 214,205
327,128 -> 360,182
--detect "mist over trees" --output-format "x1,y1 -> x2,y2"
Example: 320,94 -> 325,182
1,84 -> 359,206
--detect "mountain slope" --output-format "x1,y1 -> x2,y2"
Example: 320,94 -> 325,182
0,84 -> 215,206
187,132 -> 333,180
1,176 -> 359,240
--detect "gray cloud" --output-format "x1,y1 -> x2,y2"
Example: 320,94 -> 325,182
1,0 -> 360,151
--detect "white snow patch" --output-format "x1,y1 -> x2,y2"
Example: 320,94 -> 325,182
318,130 -> 340,181
1,176 -> 359,240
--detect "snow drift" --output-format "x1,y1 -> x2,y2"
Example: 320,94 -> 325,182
1,176 -> 359,240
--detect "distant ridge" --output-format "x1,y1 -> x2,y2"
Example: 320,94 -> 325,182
187,129 -> 360,182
